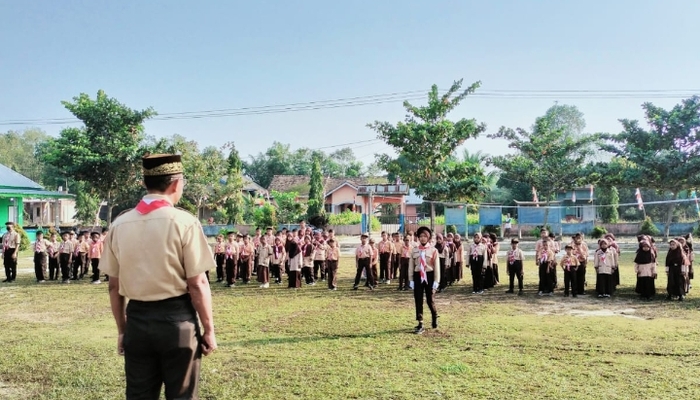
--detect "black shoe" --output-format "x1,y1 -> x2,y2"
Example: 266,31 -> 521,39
505,290 -> 514,294
414,324 -> 425,334
666,295 -> 672,300
353,286 -> 359,290
518,290 -> 523,296
2,279 -> 8,283
679,296 -> 684,302
432,316 -> 439,329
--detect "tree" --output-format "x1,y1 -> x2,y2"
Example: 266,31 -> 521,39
254,203 -> 278,229
370,79 -> 488,230
461,149 -> 499,203
0,128 -> 51,184
597,186 -> 620,223
599,96 -> 700,238
306,156 -> 327,227
488,113 -> 599,226
222,144 -> 245,225
39,91 -> 156,225
271,191 -> 306,224
543,103 -> 586,139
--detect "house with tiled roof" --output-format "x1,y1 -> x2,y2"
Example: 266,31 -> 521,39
0,163 -> 75,228
268,174 -> 388,214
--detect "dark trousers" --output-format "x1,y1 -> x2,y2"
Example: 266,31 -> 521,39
508,261 -> 523,291
454,260 -> 464,281
91,258 -> 100,282
379,253 -> 391,281
576,261 -> 587,294
225,258 -> 237,285
34,252 -> 47,281
549,265 -> 557,289
538,263 -> 553,293
257,265 -> 269,284
354,258 -> 374,287
327,260 -> 338,289
399,258 -> 410,289
302,266 -> 314,284
313,260 -> 326,280
215,254 -> 225,281
288,270 -> 301,288
59,253 -> 71,281
470,256 -> 484,292
413,271 -> 437,322
596,273 -> 613,296
49,257 -> 59,280
124,295 -> 201,400
564,269 -> 577,296
3,249 -> 17,281
438,258 -> 448,290
271,264 -> 283,283
71,254 -> 83,279
493,263 -> 500,284
238,259 -> 252,283
391,255 -> 399,280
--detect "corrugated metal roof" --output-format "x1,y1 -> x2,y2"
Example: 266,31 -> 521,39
0,189 -> 74,199
0,163 -> 44,189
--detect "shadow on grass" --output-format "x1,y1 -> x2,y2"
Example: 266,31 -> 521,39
226,328 -> 408,347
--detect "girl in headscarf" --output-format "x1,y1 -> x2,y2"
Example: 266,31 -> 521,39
634,240 -> 656,300
453,234 -> 464,284
489,233 -> 501,286
435,233 -> 448,292
665,239 -> 687,301
482,234 -> 496,290
285,232 -> 302,289
594,239 -> 617,298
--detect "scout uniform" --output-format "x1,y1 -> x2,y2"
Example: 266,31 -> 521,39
2,222 -> 20,282
58,233 -> 75,283
89,233 -> 103,283
378,237 -> 394,283
325,242 -> 340,290
33,233 -> 50,282
570,236 -> 589,295
224,237 -> 239,287
353,237 -> 375,289
391,234 -> 401,281
286,234 -> 302,289
453,239 -> 464,283
301,241 -> 315,285
593,240 -> 618,298
559,250 -> 580,297
409,226 -> 440,334
238,239 -> 254,284
468,237 -> 487,294
80,234 -> 90,278
48,236 -> 59,280
100,154 -> 216,399
436,239 -> 449,292
213,239 -> 226,283
256,241 -> 272,287
538,247 -> 556,295
505,241 -> 525,294
634,241 -> 656,300
271,242 -> 286,284
398,238 -> 412,291
313,240 -> 328,281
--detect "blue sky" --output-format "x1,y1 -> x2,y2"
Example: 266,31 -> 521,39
1,0 -> 699,166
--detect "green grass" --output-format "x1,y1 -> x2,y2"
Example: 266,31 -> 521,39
1,252 -> 700,399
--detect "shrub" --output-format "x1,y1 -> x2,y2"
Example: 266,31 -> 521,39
418,215 -> 446,225
590,225 -> 607,239
446,225 -> 457,234
254,204 -> 278,230
638,216 -> 660,236
482,225 -> 501,236
328,211 -> 362,225
13,225 -> 31,251
467,213 -> 479,225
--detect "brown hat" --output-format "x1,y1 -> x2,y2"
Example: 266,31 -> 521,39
416,226 -> 432,239
142,154 -> 183,177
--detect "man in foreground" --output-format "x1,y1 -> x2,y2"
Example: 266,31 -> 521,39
100,154 -> 217,399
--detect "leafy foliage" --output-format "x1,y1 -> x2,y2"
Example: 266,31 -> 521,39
590,226 -> 608,239
598,96 -> 700,237
271,191 -> 306,224
253,203 -> 278,229
0,128 -> 51,185
371,80 -> 488,204
74,182 -> 102,226
306,156 -> 326,226
597,186 -> 620,223
13,225 -> 31,252
639,216 -> 661,236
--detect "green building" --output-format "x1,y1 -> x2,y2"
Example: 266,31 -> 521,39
0,163 -> 73,229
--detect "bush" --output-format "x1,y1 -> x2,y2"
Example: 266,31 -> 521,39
530,225 -> 552,238
590,225 -> 607,239
254,204 -> 278,229
638,216 -> 660,236
418,215 -> 446,225
328,210 -> 362,225
446,225 -> 457,234
308,214 -> 329,230
13,225 -> 31,251
482,225 -> 501,236
467,213 -> 479,225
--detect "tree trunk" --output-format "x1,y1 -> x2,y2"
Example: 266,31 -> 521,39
664,192 -> 679,240
542,200 -> 550,232
106,192 -> 113,227
430,202 -> 436,232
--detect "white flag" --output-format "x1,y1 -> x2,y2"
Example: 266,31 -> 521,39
635,188 -> 644,210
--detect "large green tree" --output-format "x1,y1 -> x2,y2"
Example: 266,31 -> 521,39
488,113 -> 599,225
221,144 -> 245,225
599,96 -> 700,238
370,79 -> 488,229
0,128 -> 51,184
306,155 -> 327,227
39,91 -> 155,224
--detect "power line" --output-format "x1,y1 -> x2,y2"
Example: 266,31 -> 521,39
2,88 -> 698,126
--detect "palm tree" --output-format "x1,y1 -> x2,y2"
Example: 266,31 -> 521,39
461,150 -> 499,202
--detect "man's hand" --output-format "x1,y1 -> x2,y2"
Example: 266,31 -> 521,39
12,253 -> 17,260
117,333 -> 124,356
201,331 -> 218,356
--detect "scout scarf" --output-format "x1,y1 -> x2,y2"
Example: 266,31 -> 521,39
418,244 -> 429,283
540,251 -> 548,263
35,240 -> 42,252
91,241 -> 100,257
565,257 -> 571,271
135,198 -> 172,215
471,244 -> 479,259
225,244 -> 234,259
598,250 -> 607,264
274,245 -> 282,259
508,251 -> 516,265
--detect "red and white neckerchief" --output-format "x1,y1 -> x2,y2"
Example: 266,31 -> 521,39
565,258 -> 571,271
274,245 -> 282,259
508,251 -> 516,265
91,241 -> 99,256
471,244 -> 480,259
74,243 -> 81,256
540,252 -> 548,263
59,242 -> 65,253
48,242 -> 55,256
599,251 -> 606,264
35,240 -> 41,252
135,198 -> 172,215
418,244 -> 429,283
225,244 -> 234,259
403,246 -> 410,258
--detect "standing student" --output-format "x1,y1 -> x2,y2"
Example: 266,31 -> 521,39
101,227 -> 110,282
224,232 -> 238,288
326,239 -> 340,290
634,241 -> 656,300
482,235 -> 496,290
71,231 -> 85,280
213,234 -> 226,283
505,238 -> 524,295
398,236 -> 412,291
391,232 -> 401,281
367,239 -> 379,288
570,233 -> 589,295
504,214 -> 513,238
605,233 -> 621,289
677,236 -> 693,295
285,232 -> 302,289
99,153 -> 216,399
435,234 -> 449,292
33,230 -> 50,282
256,235 -> 272,288
313,238 -> 328,281
489,233 -> 501,286
594,239 -> 617,298
48,232 -> 59,281
238,235 -> 255,284
301,236 -> 315,286
378,232 -> 394,284
468,233 -> 487,294
560,245 -> 580,297
548,232 -> 560,289
58,231 -> 74,283
665,239 -> 687,301
2,222 -> 20,282
271,237 -> 286,285
408,226 -> 440,334
685,233 -> 694,293
89,231 -> 103,284
538,240 -> 556,296
453,234 -> 464,283
353,234 -> 375,290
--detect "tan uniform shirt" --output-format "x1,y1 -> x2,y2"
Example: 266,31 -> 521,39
59,240 -> 75,254
313,243 -> 327,261
326,247 -> 340,261
593,248 -> 617,275
100,194 -> 215,302
33,238 -> 50,253
507,248 -> 524,265
570,241 -> 589,263
257,244 -> 272,267
271,245 -> 285,264
559,254 -> 580,271
408,244 -> 440,283
2,231 -> 19,250
356,244 -> 372,259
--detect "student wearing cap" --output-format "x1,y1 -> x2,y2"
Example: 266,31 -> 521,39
2,221 -> 20,282
238,235 -> 255,284
505,238 -> 525,295
48,232 -> 59,281
100,154 -> 217,399
58,231 -> 74,283
408,226 -> 440,334
224,231 -> 239,287
353,234 -> 375,290
89,231 -> 103,284
32,230 -> 51,283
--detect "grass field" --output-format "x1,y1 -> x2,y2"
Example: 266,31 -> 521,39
1,251 -> 700,400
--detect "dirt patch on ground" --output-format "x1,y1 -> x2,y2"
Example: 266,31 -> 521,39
4,311 -> 71,324
0,382 -> 30,400
532,300 -> 647,320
